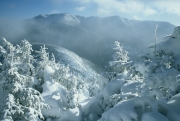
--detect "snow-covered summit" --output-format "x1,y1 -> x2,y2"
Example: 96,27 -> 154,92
34,13 -> 80,26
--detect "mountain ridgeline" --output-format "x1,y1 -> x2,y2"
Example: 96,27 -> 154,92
0,13 -> 175,67
32,43 -> 102,80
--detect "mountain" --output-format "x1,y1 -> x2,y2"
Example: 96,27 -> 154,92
32,43 -> 102,82
0,13 -> 175,67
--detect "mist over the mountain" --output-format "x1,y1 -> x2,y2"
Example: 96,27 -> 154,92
0,13 -> 175,67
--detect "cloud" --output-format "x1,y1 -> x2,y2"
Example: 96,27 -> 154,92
97,8 -> 110,15
75,6 -> 86,11
152,1 -> 180,16
50,10 -> 61,14
91,0 -> 157,16
133,16 -> 141,20
48,0 -> 157,16
49,0 -> 180,17
143,7 -> 157,15
72,0 -> 90,3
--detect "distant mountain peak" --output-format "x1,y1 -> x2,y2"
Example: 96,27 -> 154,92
21,13 -> 175,66
34,13 -> 80,26
38,14 -> 48,18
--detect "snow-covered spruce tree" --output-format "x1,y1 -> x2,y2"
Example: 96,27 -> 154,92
34,45 -> 59,92
0,38 -> 49,121
66,88 -> 79,108
52,64 -> 70,89
35,47 -> 83,109
98,41 -> 143,117
17,40 -> 35,76
35,45 -> 50,81
53,66 -> 85,109
109,41 -> 129,73
109,41 -> 142,80
141,50 -> 180,100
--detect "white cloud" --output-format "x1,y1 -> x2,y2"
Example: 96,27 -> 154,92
75,6 -> 86,11
49,0 -> 180,17
72,0 -> 90,3
97,8 -> 110,15
133,16 -> 141,20
50,10 -> 61,14
91,0 -> 157,16
143,7 -> 157,15
153,1 -> 180,16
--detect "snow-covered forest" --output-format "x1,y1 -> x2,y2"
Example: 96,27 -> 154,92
1,24 -> 180,121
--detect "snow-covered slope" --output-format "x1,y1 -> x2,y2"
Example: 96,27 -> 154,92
157,26 -> 180,65
32,43 -> 102,81
31,43 -> 105,120
157,26 -> 180,54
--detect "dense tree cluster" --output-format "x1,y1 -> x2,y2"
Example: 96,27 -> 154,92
99,39 -> 180,121
0,38 -> 102,120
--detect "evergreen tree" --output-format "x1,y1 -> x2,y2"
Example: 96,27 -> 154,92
17,40 -> 35,76
34,45 -> 51,89
141,50 -> 180,100
66,88 -> 79,109
0,38 -> 49,121
109,41 -> 142,80
52,64 -> 70,88
109,41 -> 129,73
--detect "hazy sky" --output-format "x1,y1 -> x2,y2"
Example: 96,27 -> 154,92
0,0 -> 180,25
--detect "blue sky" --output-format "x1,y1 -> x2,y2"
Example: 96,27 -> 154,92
0,0 -> 180,25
